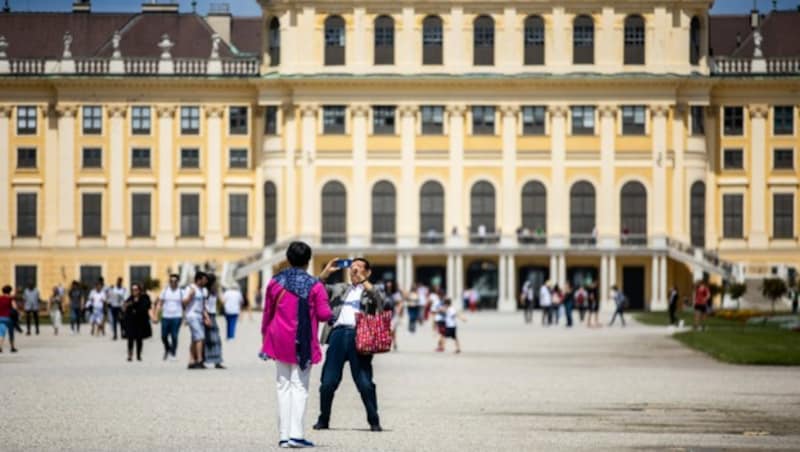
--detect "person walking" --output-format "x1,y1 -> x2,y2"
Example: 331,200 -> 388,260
563,282 -> 575,328
539,281 -> 553,326
22,281 -> 41,336
405,284 -> 420,333
431,288 -> 446,351
107,277 -> 128,341
586,282 -> 600,328
437,298 -> 466,353
203,274 -> 225,369
575,284 -> 588,323
122,282 -> 152,362
693,280 -> 711,331
313,257 -> 392,433
47,286 -> 64,336
0,285 -> 19,353
521,279 -> 535,324
182,272 -> 209,369
67,281 -> 83,334
222,284 -> 244,340
152,274 -> 184,361
552,284 -> 563,325
668,285 -> 679,326
608,285 -> 627,327
86,280 -> 107,336
261,241 -> 332,448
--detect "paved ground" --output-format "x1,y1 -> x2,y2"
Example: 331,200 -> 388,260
3,311 -> 800,451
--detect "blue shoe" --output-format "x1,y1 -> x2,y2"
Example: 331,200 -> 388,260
288,438 -> 315,448
279,440 -> 290,448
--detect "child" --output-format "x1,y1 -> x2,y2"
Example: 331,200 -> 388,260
437,298 -> 466,354
85,281 -> 107,336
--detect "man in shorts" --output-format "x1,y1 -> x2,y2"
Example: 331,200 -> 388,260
182,272 -> 209,369
693,280 -> 711,331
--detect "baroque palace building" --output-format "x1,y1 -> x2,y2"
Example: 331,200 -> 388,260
1,0 -> 799,311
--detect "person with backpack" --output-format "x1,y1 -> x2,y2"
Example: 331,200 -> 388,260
574,285 -> 588,323
608,285 -> 627,327
152,274 -> 184,361
520,279 -> 535,324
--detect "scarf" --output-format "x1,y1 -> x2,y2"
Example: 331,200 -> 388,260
274,267 -> 317,371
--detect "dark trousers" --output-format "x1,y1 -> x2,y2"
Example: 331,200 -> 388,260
110,306 -> 122,339
318,328 -> 380,427
224,314 -> 238,340
127,337 -> 143,358
541,306 -> 552,325
578,306 -> 586,321
668,302 -> 678,325
25,310 -> 39,334
407,307 -> 419,333
161,317 -> 181,356
609,307 -> 626,326
564,301 -> 574,327
70,307 -> 81,332
523,299 -> 534,323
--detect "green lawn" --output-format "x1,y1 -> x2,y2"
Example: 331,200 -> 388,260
634,310 -> 733,327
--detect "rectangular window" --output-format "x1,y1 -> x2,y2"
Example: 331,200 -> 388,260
372,106 -> 396,135
322,106 -> 346,134
774,149 -> 794,170
471,106 -> 495,135
571,106 -> 595,135
15,265 -> 37,290
79,265 -> 102,290
82,193 -> 102,238
773,193 -> 794,239
723,106 -> 743,136
16,147 -> 36,168
229,106 -> 248,135
82,106 -> 102,134
180,106 -> 200,135
16,192 -> 37,237
421,106 -> 444,135
621,106 -> 646,135
131,193 -> 151,237
691,106 -> 705,135
522,106 -> 546,135
129,265 -> 151,285
229,148 -> 248,169
722,194 -> 744,239
723,148 -> 744,170
82,147 -> 102,168
131,106 -> 151,135
229,193 -> 249,238
180,148 -> 200,169
131,148 -> 151,168
180,193 -> 200,237
774,106 -> 794,135
17,106 -> 37,135
264,106 -> 278,135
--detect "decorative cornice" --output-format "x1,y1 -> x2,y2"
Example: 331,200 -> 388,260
297,103 -> 319,117
155,105 -> 176,118
597,104 -> 618,118
55,104 -> 78,118
107,104 -> 127,118
0,105 -> 11,118
397,104 -> 418,117
547,105 -> 569,118
650,104 -> 670,117
499,104 -> 520,118
40,104 -> 56,118
748,104 -> 769,119
445,104 -> 467,116
350,103 -> 370,117
204,104 -> 224,118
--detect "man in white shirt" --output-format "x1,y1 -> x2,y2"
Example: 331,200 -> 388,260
222,285 -> 244,340
153,274 -> 183,361
182,272 -> 209,369
107,277 -> 128,341
539,281 -> 553,326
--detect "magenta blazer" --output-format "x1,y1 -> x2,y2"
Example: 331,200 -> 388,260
261,278 -> 332,365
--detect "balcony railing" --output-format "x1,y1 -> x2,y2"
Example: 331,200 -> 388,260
710,56 -> 800,75
620,233 -> 648,247
570,234 -> 597,247
1,57 -> 260,76
76,58 -> 110,74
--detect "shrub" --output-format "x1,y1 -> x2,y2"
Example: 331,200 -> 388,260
762,278 -> 788,313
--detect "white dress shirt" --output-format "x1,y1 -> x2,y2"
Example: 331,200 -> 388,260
334,284 -> 363,328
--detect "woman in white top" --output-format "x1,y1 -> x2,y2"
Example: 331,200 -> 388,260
47,286 -> 63,336
85,281 -> 107,336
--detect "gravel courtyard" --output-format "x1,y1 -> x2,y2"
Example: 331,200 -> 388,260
3,312 -> 799,451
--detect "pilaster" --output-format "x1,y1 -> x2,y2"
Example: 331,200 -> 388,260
651,105 -> 669,247
205,104 -> 224,246
398,104 -> 417,246
299,104 -> 318,240
548,105 -> 568,248
0,106 -> 11,247
42,105 -> 59,246
283,103 -> 297,240
350,103 -> 369,245
598,104 -> 617,248
156,105 -> 176,246
56,104 -> 78,246
500,104 -> 519,246
672,104 -> 686,241
447,104 -> 467,243
107,104 -> 127,246
748,104 -> 769,248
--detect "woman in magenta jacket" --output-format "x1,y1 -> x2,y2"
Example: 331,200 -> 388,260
261,241 -> 331,448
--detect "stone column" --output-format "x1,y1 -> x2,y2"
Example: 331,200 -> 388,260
500,104 -> 519,246
283,103 -> 297,239
205,105 -> 224,247
107,104 -> 127,246
551,7 -> 567,69
497,253 -> 507,309
658,255 -> 668,310
704,106 -> 718,247
672,104 -> 686,241
748,104 -> 768,248
448,7 -> 465,71
405,253 -> 414,290
398,105 -> 417,246
600,254 -> 609,308
155,105 -> 176,247
0,105 -> 10,247
549,254 -> 558,284
446,253 -> 455,301
400,7 -> 415,70
299,104 -> 318,240
499,254 -> 517,312
548,105 -> 568,247
56,104 -> 78,246
598,105 -> 617,248
651,105 -> 669,248
353,7 -> 366,69
650,254 -> 659,309
396,253 -> 405,291
455,253 -> 464,301
447,105 -> 466,243
42,105 -> 59,246
558,253 -> 566,287
350,104 -> 369,246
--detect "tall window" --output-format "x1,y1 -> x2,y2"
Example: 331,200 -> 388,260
691,105 -> 705,135
621,106 -> 646,135
420,181 -> 444,243
322,106 -> 346,134
723,106 -> 743,136
570,182 -> 596,245
181,148 -> 199,169
229,193 -> 249,238
774,106 -> 794,135
573,15 -> 594,64
372,106 -> 396,135
180,106 -> 200,135
773,193 -> 795,239
624,15 -> 645,65
16,192 -> 37,237
520,181 -> 546,243
472,106 -> 495,135
722,194 -> 744,239
131,106 -> 151,135
690,16 -> 701,65
15,265 -> 37,289
422,15 -> 443,65
374,15 -> 394,65
16,106 -> 37,135
524,15 -> 545,65
620,182 -> 647,245
82,193 -> 102,238
723,148 -> 743,170
229,148 -> 248,169
268,17 -> 281,66
473,15 -> 495,66
371,181 -> 396,244
82,106 -> 102,135
264,182 -> 277,246
324,15 -> 346,66
130,266 -> 151,286
774,149 -> 794,170
571,106 -> 595,135
82,147 -> 102,168
180,193 -> 200,237
470,181 -> 496,242
690,181 -> 705,247
522,106 -> 546,135
131,148 -> 151,168
16,147 -> 36,169
321,181 -> 347,244
229,106 -> 248,135
131,193 -> 151,237
264,106 -> 278,135
79,265 -> 102,292
421,106 -> 444,135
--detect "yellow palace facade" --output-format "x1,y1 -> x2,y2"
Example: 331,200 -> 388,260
1,0 -> 799,311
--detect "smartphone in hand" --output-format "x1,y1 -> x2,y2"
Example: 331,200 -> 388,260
336,259 -> 352,269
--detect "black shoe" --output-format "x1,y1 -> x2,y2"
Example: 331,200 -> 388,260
214,363 -> 226,369
10,348 -> 17,353
312,422 -> 329,430
137,356 -> 142,361
370,424 -> 383,432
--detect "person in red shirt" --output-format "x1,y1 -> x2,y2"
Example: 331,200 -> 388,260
693,280 -> 711,331
0,285 -> 19,353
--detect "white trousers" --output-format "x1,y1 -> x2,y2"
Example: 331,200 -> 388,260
51,309 -> 62,331
275,361 -> 310,441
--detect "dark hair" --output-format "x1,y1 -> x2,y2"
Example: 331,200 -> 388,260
443,297 -> 452,306
352,257 -> 371,271
169,274 -> 179,280
194,271 -> 207,282
286,241 -> 312,268
2,285 -> 11,294
95,279 -> 104,286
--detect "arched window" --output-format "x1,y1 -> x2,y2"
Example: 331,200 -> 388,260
422,15 -> 443,65
324,15 -> 345,66
264,181 -> 277,245
473,15 -> 494,66
268,17 -> 281,66
374,15 -> 394,65
520,181 -> 546,244
523,15 -> 545,65
420,181 -> 444,243
321,181 -> 346,243
573,15 -> 594,64
620,181 -> 647,245
570,181 -> 596,245
690,16 -> 701,65
690,181 -> 705,247
371,181 -> 396,244
624,15 -> 645,65
470,181 -> 496,243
